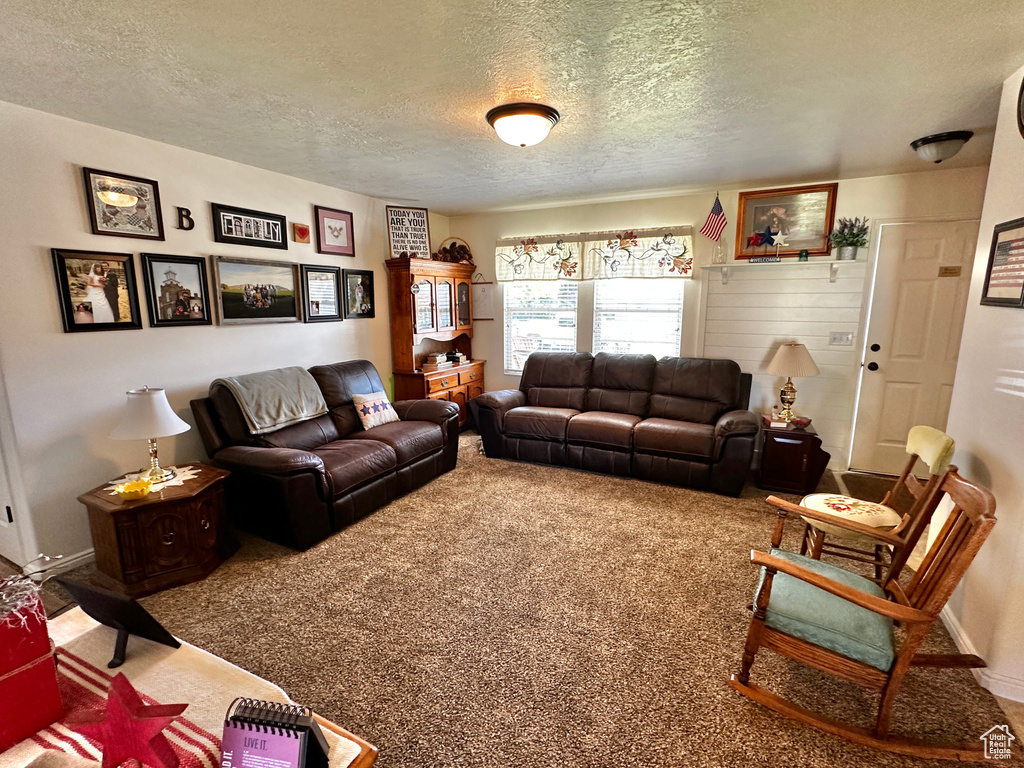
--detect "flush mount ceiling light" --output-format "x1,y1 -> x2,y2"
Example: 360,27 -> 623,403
910,131 -> 974,163
485,102 -> 560,147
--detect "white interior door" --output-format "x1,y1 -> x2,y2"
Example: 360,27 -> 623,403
0,355 -> 29,565
850,220 -> 977,474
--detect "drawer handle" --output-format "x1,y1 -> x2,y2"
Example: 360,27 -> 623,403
441,378 -> 450,387
200,518 -> 210,531
469,373 -> 476,380
162,532 -> 175,545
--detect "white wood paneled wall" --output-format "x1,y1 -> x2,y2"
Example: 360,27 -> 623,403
699,262 -> 870,469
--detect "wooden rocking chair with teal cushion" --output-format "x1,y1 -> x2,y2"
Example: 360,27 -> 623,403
730,469 -> 997,761
799,425 -> 956,582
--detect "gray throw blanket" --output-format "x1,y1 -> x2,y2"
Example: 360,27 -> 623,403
213,366 -> 328,435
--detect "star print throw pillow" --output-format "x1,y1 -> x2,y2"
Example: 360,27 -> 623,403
352,390 -> 400,430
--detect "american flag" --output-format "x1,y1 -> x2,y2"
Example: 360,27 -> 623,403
700,194 -> 728,241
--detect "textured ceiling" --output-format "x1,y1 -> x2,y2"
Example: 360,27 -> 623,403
1,1 -> 1022,214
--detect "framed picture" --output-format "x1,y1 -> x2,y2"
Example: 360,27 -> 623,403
735,183 -> 838,259
343,269 -> 375,319
211,203 -> 288,250
140,254 -> 212,327
300,264 -> 342,322
82,168 -> 164,240
385,205 -> 431,259
213,257 -> 300,324
51,248 -> 142,333
314,206 -> 355,256
981,216 -> 1024,308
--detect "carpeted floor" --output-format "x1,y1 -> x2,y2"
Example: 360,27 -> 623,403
138,435 -> 1011,768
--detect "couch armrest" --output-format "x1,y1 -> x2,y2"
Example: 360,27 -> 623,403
474,390 -> 526,429
214,445 -> 327,487
713,409 -> 760,459
393,398 -> 459,424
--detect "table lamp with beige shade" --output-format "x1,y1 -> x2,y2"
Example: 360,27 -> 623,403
766,342 -> 820,422
109,386 -> 190,482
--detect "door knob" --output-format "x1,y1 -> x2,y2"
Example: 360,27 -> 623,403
867,362 -> 879,371
870,343 -> 880,352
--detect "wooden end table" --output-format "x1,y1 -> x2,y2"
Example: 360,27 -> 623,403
757,422 -> 832,495
78,465 -> 235,598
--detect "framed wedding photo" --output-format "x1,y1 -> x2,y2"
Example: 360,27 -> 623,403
213,256 -> 300,324
981,216 -> 1024,308
343,269 -> 375,319
300,264 -> 342,322
314,206 -> 355,256
211,203 -> 288,250
51,248 -> 142,333
734,183 -> 837,259
82,168 -> 164,240
141,254 -> 213,327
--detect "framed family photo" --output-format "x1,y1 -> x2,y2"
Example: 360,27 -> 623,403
213,256 -> 300,324
735,183 -> 838,259
301,264 -> 342,322
211,203 -> 288,250
314,206 -> 355,256
343,269 -> 375,319
141,254 -> 212,327
82,168 -> 164,240
51,248 -> 142,333
981,216 -> 1024,308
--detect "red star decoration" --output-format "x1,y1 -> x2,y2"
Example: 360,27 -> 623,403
746,232 -> 763,247
66,673 -> 188,768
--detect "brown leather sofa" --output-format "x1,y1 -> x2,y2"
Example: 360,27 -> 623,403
475,352 -> 758,495
191,359 -> 459,550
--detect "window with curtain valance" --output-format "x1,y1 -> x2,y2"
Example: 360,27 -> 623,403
494,226 -> 694,281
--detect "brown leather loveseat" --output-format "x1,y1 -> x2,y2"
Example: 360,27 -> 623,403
475,352 -> 758,495
191,359 -> 459,549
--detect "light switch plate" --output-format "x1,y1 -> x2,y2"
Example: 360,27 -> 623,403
830,331 -> 853,346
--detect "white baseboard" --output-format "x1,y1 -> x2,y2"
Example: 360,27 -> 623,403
25,548 -> 95,580
941,605 -> 1024,702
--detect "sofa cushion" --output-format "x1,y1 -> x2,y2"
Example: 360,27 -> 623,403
567,411 -> 640,450
520,352 -> 593,411
633,418 -> 715,460
308,360 -> 389,438
256,414 -> 340,450
504,406 -> 579,441
312,439 -> 397,498
348,420 -> 443,466
758,548 -> 895,672
584,353 -> 656,416
648,357 -> 742,424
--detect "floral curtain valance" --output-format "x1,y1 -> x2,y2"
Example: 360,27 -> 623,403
495,226 -> 693,281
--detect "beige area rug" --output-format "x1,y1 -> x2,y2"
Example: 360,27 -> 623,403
138,435 -> 1012,768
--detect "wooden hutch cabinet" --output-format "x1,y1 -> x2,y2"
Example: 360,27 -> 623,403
386,258 -> 484,425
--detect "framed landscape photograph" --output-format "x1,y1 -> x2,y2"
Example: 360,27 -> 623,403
343,269 -> 375,319
141,254 -> 212,327
734,183 -> 838,259
385,205 -> 431,259
82,168 -> 164,240
211,203 -> 288,250
981,216 -> 1024,308
314,206 -> 355,256
301,264 -> 342,322
213,257 -> 300,324
51,248 -> 142,333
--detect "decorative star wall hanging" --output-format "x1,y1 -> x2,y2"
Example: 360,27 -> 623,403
773,231 -> 790,247
759,226 -> 776,247
66,673 -> 188,768
746,232 -> 763,247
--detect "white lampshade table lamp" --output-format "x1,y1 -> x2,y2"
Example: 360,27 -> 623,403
766,342 -> 820,422
109,386 -> 190,482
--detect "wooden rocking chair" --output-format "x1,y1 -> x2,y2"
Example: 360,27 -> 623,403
729,469 -> 997,761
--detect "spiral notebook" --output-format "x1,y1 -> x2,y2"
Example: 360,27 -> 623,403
219,698 -> 329,768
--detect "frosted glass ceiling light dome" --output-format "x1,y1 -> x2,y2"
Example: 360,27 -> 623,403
910,131 -> 974,163
486,102 -> 560,147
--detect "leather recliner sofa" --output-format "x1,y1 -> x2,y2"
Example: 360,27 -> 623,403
191,359 -> 459,550
474,352 -> 759,496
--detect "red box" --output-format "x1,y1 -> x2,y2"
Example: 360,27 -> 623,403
0,594 -> 64,750
0,594 -> 51,673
